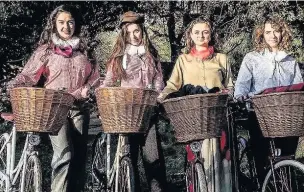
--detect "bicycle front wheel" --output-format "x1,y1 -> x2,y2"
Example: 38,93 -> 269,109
262,159 -> 304,192
22,155 -> 42,192
0,134 -> 9,192
115,157 -> 135,192
90,134 -> 107,191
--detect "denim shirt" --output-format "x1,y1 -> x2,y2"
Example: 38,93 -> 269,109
234,50 -> 303,98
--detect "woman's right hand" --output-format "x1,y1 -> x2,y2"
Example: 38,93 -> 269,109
156,92 -> 166,103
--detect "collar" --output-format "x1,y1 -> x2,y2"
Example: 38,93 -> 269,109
262,48 -> 288,62
124,44 -> 146,56
122,44 -> 146,69
51,33 -> 80,50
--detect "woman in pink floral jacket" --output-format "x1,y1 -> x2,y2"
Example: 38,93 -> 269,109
100,11 -> 167,192
8,5 -> 100,192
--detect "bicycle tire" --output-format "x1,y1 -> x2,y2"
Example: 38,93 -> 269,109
0,134 -> 9,192
262,159 -> 304,192
0,134 -> 9,172
115,157 -> 135,192
90,133 -> 107,191
22,155 -> 42,192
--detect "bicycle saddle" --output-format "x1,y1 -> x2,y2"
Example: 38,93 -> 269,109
1,113 -> 14,122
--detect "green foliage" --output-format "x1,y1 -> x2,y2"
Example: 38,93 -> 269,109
2,1 -> 304,80
2,1 -> 304,188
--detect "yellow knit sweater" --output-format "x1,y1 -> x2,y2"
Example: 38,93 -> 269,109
160,52 -> 233,98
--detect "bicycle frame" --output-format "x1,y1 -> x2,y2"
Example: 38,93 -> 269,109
0,124 -> 39,192
227,100 -> 261,192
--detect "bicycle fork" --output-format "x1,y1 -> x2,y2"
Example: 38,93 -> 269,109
186,141 -> 204,192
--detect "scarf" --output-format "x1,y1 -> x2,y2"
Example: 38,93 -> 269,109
122,44 -> 146,69
51,33 -> 80,57
190,46 -> 214,60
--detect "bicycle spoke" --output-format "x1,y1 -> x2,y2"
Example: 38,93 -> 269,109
263,160 -> 304,192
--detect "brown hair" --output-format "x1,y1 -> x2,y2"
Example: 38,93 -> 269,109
106,23 -> 159,80
39,5 -> 86,53
253,16 -> 292,52
38,5 -> 95,84
183,17 -> 219,54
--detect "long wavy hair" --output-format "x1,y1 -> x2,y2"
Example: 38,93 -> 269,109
106,23 -> 160,80
38,5 -> 87,62
253,16 -> 292,52
183,17 -> 219,54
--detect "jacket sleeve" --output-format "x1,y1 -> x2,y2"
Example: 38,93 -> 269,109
153,61 -> 165,93
71,62 -> 101,100
8,45 -> 49,88
158,56 -> 183,99
99,64 -> 116,88
217,53 -> 234,89
292,62 -> 303,84
234,54 -> 253,99
224,55 -> 234,89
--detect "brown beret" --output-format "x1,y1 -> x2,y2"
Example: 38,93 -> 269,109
119,11 -> 144,28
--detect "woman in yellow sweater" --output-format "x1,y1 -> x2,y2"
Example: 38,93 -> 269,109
158,17 -> 233,192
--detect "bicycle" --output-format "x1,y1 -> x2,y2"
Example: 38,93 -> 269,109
88,87 -> 159,192
227,101 -> 260,192
0,113 -> 42,192
228,99 -> 304,192
160,93 -> 230,192
89,132 -> 135,192
0,81 -> 42,192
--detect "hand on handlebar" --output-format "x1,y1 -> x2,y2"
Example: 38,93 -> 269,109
81,86 -> 90,99
234,94 -> 251,103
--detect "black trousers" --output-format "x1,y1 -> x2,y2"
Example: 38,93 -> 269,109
129,113 -> 167,192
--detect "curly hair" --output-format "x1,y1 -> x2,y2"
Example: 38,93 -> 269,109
253,16 -> 292,52
106,22 -> 160,81
183,17 -> 219,54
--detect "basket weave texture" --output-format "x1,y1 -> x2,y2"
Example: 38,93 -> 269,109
95,87 -> 158,134
252,91 -> 304,138
162,93 -> 229,143
10,87 -> 75,134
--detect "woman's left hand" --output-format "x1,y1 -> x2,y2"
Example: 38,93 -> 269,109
81,86 -> 90,99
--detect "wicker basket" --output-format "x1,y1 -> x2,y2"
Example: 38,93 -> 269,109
95,87 -> 159,134
162,93 -> 229,143
252,91 -> 304,138
10,87 -> 75,134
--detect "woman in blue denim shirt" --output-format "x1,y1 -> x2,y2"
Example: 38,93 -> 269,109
234,15 -> 303,185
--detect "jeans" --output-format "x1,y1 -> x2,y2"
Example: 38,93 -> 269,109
49,102 -> 90,192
